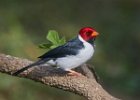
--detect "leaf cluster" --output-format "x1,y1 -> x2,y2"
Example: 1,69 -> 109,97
39,30 -> 66,50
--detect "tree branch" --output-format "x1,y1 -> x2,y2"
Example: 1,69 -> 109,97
0,54 -> 120,100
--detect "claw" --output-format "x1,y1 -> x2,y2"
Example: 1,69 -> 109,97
67,69 -> 82,76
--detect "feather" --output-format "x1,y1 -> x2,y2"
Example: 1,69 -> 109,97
12,58 -> 50,75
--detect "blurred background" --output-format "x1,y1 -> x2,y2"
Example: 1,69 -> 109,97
0,0 -> 140,100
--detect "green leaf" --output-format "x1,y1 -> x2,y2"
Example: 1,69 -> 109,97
38,43 -> 52,49
50,45 -> 58,49
59,37 -> 66,45
39,30 -> 66,50
46,30 -> 60,45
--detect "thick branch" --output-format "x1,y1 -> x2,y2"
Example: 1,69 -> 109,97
0,54 -> 119,100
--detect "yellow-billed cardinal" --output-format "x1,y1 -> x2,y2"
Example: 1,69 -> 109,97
13,27 -> 99,76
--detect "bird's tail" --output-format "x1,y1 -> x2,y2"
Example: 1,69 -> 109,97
13,58 -> 49,76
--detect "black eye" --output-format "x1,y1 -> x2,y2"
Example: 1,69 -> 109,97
86,32 -> 92,36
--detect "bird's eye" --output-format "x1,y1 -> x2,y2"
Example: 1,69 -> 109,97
86,32 -> 92,36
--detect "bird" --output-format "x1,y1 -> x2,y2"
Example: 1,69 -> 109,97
13,27 -> 99,76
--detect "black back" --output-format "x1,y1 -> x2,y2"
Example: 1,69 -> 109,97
38,37 -> 84,59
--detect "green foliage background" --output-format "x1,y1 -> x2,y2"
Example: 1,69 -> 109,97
0,0 -> 140,100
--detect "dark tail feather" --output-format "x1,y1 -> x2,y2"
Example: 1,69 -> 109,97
13,59 -> 49,76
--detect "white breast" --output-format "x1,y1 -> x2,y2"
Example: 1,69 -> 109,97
55,35 -> 94,71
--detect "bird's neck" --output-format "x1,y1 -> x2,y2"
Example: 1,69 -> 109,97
87,39 -> 95,46
78,35 -> 94,46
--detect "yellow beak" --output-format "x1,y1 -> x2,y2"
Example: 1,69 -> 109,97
91,31 -> 99,37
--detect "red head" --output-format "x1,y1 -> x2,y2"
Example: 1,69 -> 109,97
79,27 -> 99,41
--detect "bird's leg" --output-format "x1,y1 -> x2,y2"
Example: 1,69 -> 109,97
67,69 -> 82,76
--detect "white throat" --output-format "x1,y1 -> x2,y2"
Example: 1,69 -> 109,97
78,35 -> 87,43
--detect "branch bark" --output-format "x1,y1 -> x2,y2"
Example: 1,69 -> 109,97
0,54 -> 120,100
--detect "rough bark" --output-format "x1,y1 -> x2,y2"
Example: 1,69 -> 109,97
0,54 -> 120,100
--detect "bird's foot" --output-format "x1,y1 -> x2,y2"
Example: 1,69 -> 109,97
67,69 -> 82,76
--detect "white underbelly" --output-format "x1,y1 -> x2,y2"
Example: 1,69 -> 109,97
56,56 -> 83,70
56,43 -> 94,70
